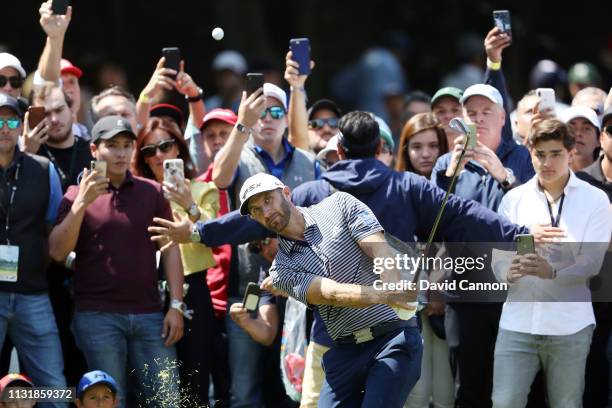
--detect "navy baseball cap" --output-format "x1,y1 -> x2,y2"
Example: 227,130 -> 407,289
0,93 -> 23,118
77,370 -> 118,398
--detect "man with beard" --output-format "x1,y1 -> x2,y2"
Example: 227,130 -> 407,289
238,173 -> 420,408
212,83 -> 319,407
24,83 -> 91,387
27,83 -> 92,189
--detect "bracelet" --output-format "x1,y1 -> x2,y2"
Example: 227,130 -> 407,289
186,88 -> 204,102
138,92 -> 150,104
487,58 -> 502,70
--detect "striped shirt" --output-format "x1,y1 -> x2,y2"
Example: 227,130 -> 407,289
269,192 -> 399,340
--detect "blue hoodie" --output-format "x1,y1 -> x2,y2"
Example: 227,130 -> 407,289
197,158 -> 527,247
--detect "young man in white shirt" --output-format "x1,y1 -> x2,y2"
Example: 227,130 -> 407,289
492,118 -> 612,408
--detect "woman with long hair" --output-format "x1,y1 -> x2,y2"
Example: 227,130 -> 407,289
396,112 -> 449,178
396,113 -> 454,408
132,117 -> 219,405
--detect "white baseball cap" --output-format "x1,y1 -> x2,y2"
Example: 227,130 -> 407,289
562,105 -> 601,131
211,50 -> 247,75
460,84 -> 503,107
0,53 -> 26,78
263,83 -> 287,111
239,173 -> 286,216
316,133 -> 340,162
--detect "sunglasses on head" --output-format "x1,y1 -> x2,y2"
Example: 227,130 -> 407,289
0,75 -> 23,89
140,139 -> 176,158
308,117 -> 339,130
260,106 -> 286,120
0,118 -> 21,129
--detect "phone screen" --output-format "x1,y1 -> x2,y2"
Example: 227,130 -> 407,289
466,124 -> 477,149
493,10 -> 512,42
242,282 -> 261,312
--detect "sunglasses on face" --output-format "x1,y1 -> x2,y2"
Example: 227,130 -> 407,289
260,106 -> 286,120
248,238 -> 271,254
0,118 -> 21,129
308,117 -> 339,129
140,139 -> 176,158
0,75 -> 23,89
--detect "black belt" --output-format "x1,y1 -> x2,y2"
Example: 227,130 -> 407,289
335,318 -> 417,345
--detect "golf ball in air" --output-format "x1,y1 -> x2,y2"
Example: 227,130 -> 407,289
212,27 -> 224,41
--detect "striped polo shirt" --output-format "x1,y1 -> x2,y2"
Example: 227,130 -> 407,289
269,192 -> 399,340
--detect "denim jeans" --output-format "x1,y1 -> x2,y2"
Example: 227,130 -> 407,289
0,292 -> 67,408
492,325 -> 594,408
319,325 -> 423,407
72,311 -> 179,408
226,298 -> 266,408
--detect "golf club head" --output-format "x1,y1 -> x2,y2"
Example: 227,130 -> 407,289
449,117 -> 470,134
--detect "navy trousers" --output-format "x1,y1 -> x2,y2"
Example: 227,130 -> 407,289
318,325 -> 422,407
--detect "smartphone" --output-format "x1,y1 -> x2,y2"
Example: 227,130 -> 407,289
242,282 -> 261,313
246,73 -> 264,96
516,234 -> 535,255
90,160 -> 107,178
493,10 -> 512,42
163,159 -> 184,188
536,88 -> 556,114
161,47 -> 181,79
466,123 -> 477,149
51,0 -> 70,15
27,106 -> 46,129
289,38 -> 311,75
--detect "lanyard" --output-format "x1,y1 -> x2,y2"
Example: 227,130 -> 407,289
3,162 -> 21,245
546,193 -> 565,228
43,143 -> 78,190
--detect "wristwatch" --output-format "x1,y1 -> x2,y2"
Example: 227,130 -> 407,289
501,168 -> 516,189
170,299 -> 187,315
236,122 -> 254,136
186,88 -> 204,102
187,202 -> 200,218
190,223 -> 200,243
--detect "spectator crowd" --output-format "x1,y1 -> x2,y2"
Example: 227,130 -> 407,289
0,1 -> 611,408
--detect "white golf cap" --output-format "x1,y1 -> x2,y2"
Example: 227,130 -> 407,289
562,105 -> 601,131
239,173 -> 286,216
460,83 -> 503,107
263,83 -> 287,111
0,53 -> 26,78
316,133 -> 340,162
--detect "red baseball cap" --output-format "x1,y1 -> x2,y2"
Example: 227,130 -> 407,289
201,108 -> 237,130
60,58 -> 83,78
149,103 -> 185,128
0,373 -> 34,393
